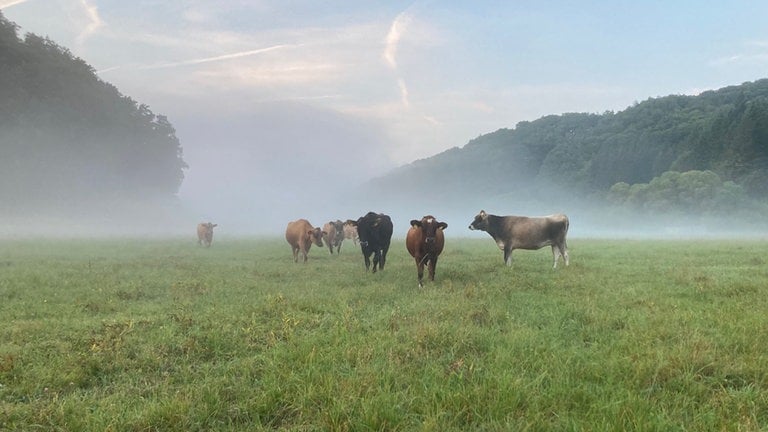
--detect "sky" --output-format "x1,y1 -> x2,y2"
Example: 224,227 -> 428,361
2,0 -> 768,233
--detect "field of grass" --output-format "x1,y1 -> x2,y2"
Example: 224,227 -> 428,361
1,235 -> 767,431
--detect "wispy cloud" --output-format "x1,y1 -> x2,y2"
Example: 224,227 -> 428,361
0,0 -> 29,9
398,78 -> 410,108
384,10 -> 415,109
75,0 -> 104,45
383,11 -> 412,69
138,44 -> 300,70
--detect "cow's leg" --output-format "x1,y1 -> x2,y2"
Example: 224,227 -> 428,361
416,256 -> 425,288
292,246 -> 299,263
503,247 -> 513,266
302,249 -> 309,263
551,245 -> 559,268
372,250 -> 381,273
429,256 -> 437,281
562,243 -> 569,266
380,244 -> 390,270
363,253 -> 371,271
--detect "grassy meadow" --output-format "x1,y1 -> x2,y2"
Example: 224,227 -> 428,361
1,235 -> 768,431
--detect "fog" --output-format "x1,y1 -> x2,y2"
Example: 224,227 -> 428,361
3,98 -> 767,240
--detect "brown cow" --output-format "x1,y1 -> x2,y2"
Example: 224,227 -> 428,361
197,222 -> 217,247
343,221 -> 359,245
285,219 -> 325,263
468,210 -> 569,268
406,215 -> 447,288
322,220 -> 345,254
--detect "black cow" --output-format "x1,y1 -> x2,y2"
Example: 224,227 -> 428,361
346,212 -> 393,273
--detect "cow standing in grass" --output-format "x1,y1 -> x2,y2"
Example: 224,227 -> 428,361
285,219 -> 325,263
322,220 -> 345,254
346,212 -> 393,273
343,221 -> 359,246
197,222 -> 217,248
469,210 -> 569,268
406,215 -> 447,288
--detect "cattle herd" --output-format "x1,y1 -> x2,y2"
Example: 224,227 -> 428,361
197,210 -> 570,287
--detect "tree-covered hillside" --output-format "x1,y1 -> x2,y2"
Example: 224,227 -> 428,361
0,12 -> 187,211
371,79 -> 768,219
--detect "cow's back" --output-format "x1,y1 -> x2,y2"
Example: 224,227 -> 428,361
286,219 -> 312,246
322,222 -> 333,241
507,214 -> 568,249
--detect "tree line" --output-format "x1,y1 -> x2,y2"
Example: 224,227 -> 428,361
371,78 -> 768,219
0,12 -> 186,212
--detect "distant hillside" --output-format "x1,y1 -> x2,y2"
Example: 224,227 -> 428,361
0,12 -> 187,212
371,79 -> 768,216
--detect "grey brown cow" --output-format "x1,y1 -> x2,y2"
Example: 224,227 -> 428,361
322,220 -> 345,254
406,215 -> 447,288
468,210 -> 569,268
197,222 -> 217,247
285,219 -> 325,263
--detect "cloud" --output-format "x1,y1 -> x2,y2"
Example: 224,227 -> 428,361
383,11 -> 412,69
398,78 -> 410,108
0,0 -> 29,9
75,0 -> 104,45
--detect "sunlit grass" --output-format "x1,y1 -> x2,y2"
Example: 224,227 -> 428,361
1,237 -> 767,430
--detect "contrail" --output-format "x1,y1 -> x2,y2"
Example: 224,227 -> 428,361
139,44 -> 298,70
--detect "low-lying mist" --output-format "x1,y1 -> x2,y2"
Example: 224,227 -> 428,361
2,183 -> 766,240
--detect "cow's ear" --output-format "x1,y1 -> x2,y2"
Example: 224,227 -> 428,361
410,219 -> 421,227
479,210 -> 487,217
212,224 -> 218,228
345,220 -> 357,227
438,222 -> 448,230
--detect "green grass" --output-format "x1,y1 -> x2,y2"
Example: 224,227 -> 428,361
1,236 -> 768,431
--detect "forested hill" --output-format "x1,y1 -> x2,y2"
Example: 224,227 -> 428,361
371,79 -> 768,217
0,12 -> 186,212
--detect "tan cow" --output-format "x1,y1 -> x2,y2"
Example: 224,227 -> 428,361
322,220 -> 345,254
343,221 -> 359,245
406,215 -> 447,288
197,222 -> 217,247
469,210 -> 569,268
285,219 -> 325,263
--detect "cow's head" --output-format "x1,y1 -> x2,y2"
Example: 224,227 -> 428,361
332,220 -> 344,234
468,210 -> 489,231
309,227 -> 325,247
411,216 -> 447,245
346,217 -> 369,247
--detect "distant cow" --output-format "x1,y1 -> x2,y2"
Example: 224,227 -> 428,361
468,210 -> 569,268
406,215 -> 448,288
322,220 -> 345,254
197,222 -> 217,247
285,219 -> 325,263
346,212 -> 393,273
343,222 -> 359,245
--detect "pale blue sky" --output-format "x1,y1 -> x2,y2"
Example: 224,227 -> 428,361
3,1 -> 767,230
3,1 -> 766,163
